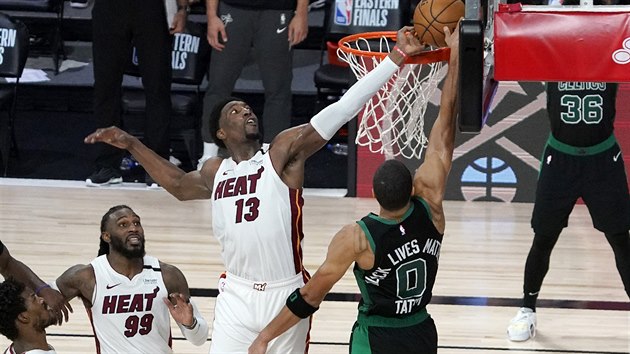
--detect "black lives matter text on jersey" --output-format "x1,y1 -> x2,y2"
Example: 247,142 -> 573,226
387,238 -> 441,266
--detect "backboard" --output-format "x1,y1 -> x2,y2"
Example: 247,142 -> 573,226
458,0 -> 630,133
458,0 -> 499,133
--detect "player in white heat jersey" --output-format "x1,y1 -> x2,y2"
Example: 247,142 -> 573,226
212,145 -> 305,280
53,205 -> 209,354
84,27 -> 427,353
0,278 -> 58,354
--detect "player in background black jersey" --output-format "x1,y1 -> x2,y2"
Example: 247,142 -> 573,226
248,24 -> 460,354
507,81 -> 630,341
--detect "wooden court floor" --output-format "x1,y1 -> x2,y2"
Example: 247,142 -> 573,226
0,179 -> 628,354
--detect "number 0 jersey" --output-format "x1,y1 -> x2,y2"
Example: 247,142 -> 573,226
354,197 -> 443,321
212,146 -> 305,281
88,255 -> 172,354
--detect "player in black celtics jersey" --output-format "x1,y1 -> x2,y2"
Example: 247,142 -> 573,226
507,80 -> 630,341
248,24 -> 460,354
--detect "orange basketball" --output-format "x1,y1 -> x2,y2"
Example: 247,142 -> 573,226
413,0 -> 464,48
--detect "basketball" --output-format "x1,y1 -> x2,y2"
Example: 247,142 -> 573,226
413,0 -> 464,47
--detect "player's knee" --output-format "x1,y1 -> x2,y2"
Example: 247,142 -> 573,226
531,232 -> 560,252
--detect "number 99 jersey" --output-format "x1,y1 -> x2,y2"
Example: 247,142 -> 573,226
89,255 -> 172,354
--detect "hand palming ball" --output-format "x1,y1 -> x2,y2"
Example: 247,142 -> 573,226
413,0 -> 464,47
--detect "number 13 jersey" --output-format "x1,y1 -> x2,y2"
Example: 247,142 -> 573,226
212,146 -> 305,282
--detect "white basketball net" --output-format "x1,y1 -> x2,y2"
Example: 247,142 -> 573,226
338,36 -> 447,159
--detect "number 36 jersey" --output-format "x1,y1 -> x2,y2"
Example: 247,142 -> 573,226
212,146 -> 305,282
89,255 -> 172,354
546,82 -> 617,147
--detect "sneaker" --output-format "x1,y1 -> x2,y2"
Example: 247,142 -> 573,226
86,167 -> 122,187
507,307 -> 537,342
70,0 -> 89,8
169,155 -> 182,167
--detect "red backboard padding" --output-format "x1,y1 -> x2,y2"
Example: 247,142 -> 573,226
355,145 -> 385,198
494,6 -> 630,82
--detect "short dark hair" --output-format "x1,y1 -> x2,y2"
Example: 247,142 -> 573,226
0,278 -> 26,341
208,97 -> 242,149
98,205 -> 132,256
372,159 -> 413,211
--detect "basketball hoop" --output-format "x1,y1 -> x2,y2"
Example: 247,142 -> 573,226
337,31 -> 450,159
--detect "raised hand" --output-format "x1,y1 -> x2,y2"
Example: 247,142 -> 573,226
395,26 -> 426,57
444,21 -> 461,53
163,293 -> 195,327
84,126 -> 137,150
39,286 -> 73,325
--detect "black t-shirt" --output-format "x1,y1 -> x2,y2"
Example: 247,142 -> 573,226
546,82 -> 617,147
0,239 -> 4,256
223,0 -> 296,10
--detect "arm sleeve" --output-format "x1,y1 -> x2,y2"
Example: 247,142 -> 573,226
177,300 -> 209,346
310,56 -> 399,140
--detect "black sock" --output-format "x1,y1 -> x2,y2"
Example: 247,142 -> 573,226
522,232 -> 561,312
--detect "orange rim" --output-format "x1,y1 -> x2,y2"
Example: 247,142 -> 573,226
338,31 -> 450,65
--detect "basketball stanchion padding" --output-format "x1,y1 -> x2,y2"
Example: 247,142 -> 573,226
494,3 -> 630,82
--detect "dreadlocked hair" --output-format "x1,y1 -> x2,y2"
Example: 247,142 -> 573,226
98,205 -> 132,256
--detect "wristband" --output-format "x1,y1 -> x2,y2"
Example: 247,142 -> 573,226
182,317 -> 198,330
35,284 -> 51,295
393,46 -> 408,59
286,288 -> 318,319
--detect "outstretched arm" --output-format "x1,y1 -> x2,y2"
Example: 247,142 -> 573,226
0,241 -> 72,324
249,224 -> 369,354
413,25 -> 461,234
270,27 -> 427,187
84,127 -> 214,201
